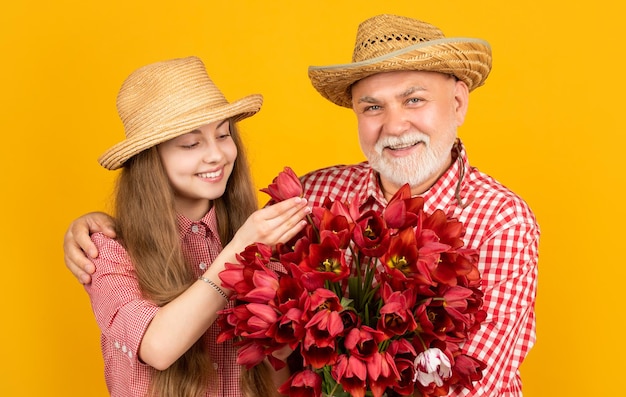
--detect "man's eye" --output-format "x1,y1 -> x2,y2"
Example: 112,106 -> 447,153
407,98 -> 422,104
364,105 -> 381,112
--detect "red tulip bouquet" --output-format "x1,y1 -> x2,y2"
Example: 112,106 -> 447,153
218,167 -> 487,397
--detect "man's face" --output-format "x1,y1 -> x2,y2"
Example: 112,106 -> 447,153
351,70 -> 469,196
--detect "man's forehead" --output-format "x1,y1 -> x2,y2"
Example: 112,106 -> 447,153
352,71 -> 449,97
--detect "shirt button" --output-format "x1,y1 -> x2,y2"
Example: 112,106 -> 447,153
199,262 -> 207,270
114,341 -> 121,349
191,225 -> 199,233
213,363 -> 219,370
128,350 -> 133,359
122,345 -> 128,353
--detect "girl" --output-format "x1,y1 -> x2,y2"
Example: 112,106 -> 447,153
85,56 -> 309,397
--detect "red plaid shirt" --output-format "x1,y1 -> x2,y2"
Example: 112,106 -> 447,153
85,208 -> 241,397
299,140 -> 539,396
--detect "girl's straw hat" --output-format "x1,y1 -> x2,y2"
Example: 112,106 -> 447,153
99,56 -> 263,170
308,14 -> 492,108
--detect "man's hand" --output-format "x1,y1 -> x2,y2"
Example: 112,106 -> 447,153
63,212 -> 116,284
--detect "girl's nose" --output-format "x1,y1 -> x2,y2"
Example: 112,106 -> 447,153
202,142 -> 225,163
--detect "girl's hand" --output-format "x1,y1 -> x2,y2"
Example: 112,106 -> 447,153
231,197 -> 310,251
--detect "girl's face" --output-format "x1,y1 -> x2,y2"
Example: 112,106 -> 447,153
157,119 -> 237,220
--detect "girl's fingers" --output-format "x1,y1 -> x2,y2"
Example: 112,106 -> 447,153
263,197 -> 308,220
236,197 -> 310,248
276,219 -> 308,243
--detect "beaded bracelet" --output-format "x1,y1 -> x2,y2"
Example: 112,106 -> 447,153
198,276 -> 228,301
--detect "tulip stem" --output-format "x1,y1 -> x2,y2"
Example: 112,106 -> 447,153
306,214 -> 320,241
415,332 -> 428,351
417,297 -> 445,306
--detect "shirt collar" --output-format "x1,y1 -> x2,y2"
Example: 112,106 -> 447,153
422,139 -> 469,210
356,163 -> 388,209
176,207 -> 219,239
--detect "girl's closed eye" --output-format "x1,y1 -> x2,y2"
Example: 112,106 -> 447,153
180,141 -> 199,149
215,122 -> 232,140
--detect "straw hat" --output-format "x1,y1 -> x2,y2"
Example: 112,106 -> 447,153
308,14 -> 492,108
99,56 -> 263,170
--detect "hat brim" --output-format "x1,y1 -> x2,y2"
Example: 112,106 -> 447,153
98,94 -> 263,170
308,37 -> 492,108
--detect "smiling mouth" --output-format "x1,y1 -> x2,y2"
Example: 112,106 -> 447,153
386,141 -> 424,150
197,170 -> 222,179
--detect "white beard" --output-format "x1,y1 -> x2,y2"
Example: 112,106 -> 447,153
366,130 -> 455,189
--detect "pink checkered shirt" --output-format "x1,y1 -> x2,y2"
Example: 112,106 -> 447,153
84,208 -> 241,397
299,140 -> 539,396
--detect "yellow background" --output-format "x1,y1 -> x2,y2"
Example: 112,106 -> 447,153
1,1 -> 622,396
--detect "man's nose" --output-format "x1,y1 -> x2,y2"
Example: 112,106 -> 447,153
382,107 -> 411,136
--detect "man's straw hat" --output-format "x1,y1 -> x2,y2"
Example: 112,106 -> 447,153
308,14 -> 492,108
99,56 -> 263,170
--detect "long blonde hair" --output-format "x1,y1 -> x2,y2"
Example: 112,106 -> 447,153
114,121 -> 257,397
240,361 -> 282,397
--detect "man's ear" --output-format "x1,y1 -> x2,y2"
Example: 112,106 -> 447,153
454,80 -> 470,126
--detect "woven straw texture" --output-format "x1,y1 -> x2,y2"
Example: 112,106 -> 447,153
99,56 -> 262,170
308,14 -> 492,108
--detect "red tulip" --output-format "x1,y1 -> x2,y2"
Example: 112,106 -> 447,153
219,243 -> 276,301
301,288 -> 344,368
236,340 -> 266,368
278,369 -> 322,397
386,339 -> 417,395
332,354 -> 367,397
389,356 -> 417,396
273,307 -> 305,344
377,284 -> 418,337
368,351 -> 401,397
244,303 -> 278,336
441,285 -> 474,326
353,210 -> 390,257
413,303 -> 436,338
261,166 -> 303,202
384,184 -> 424,229
300,233 -> 350,284
300,343 -> 339,369
304,305 -> 343,349
450,354 -> 486,389
314,206 -> 354,249
422,209 -> 465,250
380,228 -> 421,289
344,326 -> 385,359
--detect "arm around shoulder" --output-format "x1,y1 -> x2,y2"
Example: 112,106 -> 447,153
63,211 -> 116,284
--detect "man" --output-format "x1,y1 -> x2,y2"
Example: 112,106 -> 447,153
64,14 -> 539,396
